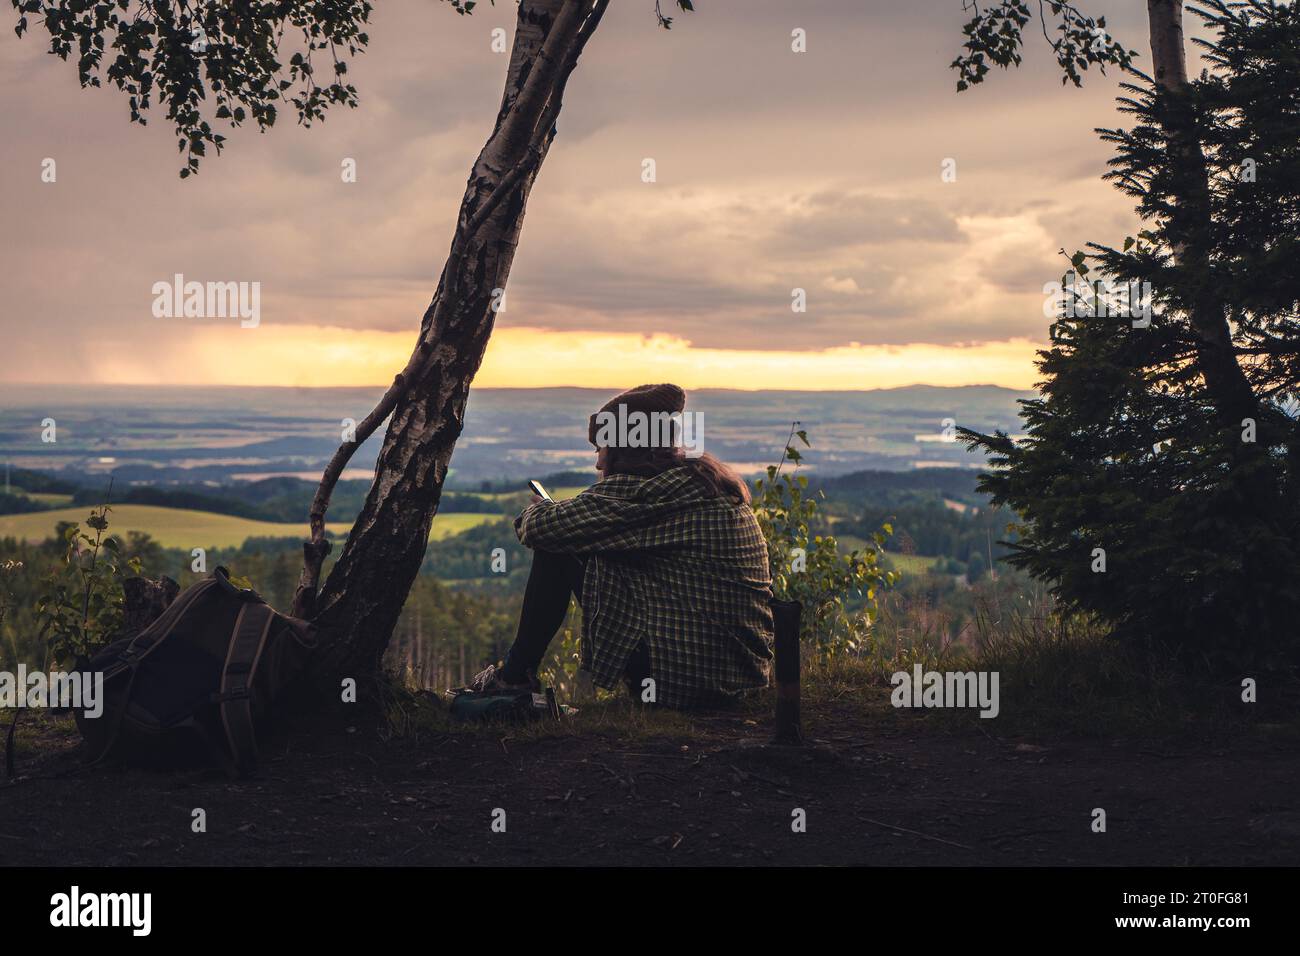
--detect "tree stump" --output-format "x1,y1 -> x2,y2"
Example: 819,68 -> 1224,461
121,575 -> 180,638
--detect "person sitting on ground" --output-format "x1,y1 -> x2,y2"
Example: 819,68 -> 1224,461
470,383 -> 774,709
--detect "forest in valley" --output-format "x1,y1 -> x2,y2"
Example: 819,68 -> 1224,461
0,460 -> 1024,693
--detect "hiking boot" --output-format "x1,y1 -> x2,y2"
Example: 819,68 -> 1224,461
468,663 -> 540,694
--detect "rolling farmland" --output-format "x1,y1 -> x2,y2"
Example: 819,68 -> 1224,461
0,505 -> 500,549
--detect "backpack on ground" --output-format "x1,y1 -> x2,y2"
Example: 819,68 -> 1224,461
74,567 -> 317,776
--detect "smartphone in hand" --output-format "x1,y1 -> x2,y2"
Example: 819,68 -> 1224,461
528,479 -> 552,502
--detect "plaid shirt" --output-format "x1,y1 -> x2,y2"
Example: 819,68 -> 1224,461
514,467 -> 774,708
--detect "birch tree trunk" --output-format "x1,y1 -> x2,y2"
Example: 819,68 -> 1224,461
293,0 -> 607,678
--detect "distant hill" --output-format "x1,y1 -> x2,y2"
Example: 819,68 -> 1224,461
0,468 -> 590,525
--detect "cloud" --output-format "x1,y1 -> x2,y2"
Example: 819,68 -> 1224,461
0,0 -> 1159,387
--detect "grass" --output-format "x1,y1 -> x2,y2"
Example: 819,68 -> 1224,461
892,601 -> 1300,742
378,676 -> 701,745
499,585 -> 1300,745
0,505 -> 499,550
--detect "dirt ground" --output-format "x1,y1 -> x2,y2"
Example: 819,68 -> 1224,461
3,692 -> 1298,867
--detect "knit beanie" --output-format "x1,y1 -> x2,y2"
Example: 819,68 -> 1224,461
588,383 -> 686,447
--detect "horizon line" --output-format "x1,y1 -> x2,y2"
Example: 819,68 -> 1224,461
0,381 -> 1038,394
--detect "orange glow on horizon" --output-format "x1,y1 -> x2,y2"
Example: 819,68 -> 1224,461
80,325 -> 1042,391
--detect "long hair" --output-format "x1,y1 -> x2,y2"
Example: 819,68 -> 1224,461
605,446 -> 751,504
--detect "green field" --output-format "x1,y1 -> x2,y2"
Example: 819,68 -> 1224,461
812,532 -> 942,575
8,490 -> 75,506
0,505 -> 501,550
883,552 -> 942,575
31,493 -> 75,506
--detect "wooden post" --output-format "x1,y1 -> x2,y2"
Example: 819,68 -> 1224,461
771,599 -> 803,745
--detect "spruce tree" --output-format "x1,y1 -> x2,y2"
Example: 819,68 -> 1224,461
963,1 -> 1300,667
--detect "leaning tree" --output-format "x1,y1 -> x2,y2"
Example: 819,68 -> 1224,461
16,0 -> 1146,680
13,0 -> 651,677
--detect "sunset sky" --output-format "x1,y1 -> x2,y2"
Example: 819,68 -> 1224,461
0,0 -> 1176,390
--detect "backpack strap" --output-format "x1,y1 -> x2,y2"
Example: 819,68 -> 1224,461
216,602 -> 276,777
